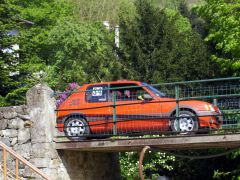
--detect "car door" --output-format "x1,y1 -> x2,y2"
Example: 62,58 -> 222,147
109,83 -> 167,135
84,84 -> 112,135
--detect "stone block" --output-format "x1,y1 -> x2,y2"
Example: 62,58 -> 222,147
13,143 -> 31,160
32,143 -> 57,159
0,119 -> 8,130
11,137 -> 18,146
8,117 -> 25,129
13,105 -> 27,114
30,115 -> 53,143
0,112 -> 3,119
2,129 -> 18,137
17,114 -> 31,121
42,168 -> 58,177
49,159 -> 60,169
29,157 -> 51,168
22,166 -> 39,179
18,128 -> 30,144
6,157 -> 15,171
3,108 -> 17,119
0,138 -> 10,146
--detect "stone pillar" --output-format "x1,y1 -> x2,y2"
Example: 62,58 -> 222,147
26,84 -> 64,178
26,84 -> 121,180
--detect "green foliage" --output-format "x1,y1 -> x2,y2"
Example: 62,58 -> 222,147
4,86 -> 29,105
16,0 -> 72,69
164,8 -> 192,33
211,148 -> 240,179
119,0 -> 218,83
0,0 -> 76,105
213,169 -> 240,179
197,0 -> 240,76
120,152 -> 139,179
15,0 -> 121,91
70,0 -> 136,24
120,151 -> 175,179
44,19 -> 119,89
0,0 -> 23,105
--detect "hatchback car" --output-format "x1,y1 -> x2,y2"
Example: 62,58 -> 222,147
56,80 -> 222,140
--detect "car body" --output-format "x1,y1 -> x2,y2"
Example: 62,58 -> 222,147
56,80 -> 223,139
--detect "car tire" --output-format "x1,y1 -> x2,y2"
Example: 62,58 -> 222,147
64,117 -> 90,140
171,110 -> 199,133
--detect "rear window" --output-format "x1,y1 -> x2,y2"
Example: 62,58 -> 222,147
85,85 -> 108,102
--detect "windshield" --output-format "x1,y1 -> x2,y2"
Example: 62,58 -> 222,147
142,82 -> 166,97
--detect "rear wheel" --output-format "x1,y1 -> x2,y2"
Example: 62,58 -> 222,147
171,111 -> 198,133
64,117 -> 90,140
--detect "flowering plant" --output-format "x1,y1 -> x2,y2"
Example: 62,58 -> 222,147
56,82 -> 79,107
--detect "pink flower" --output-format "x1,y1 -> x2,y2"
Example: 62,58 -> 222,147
56,82 -> 79,107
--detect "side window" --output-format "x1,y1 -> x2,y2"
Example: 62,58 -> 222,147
86,85 -> 108,102
109,84 -> 150,101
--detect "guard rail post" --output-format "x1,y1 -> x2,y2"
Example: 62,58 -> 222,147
112,92 -> 117,135
175,84 -> 180,132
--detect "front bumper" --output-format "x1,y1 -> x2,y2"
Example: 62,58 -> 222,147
216,114 -> 223,123
197,110 -> 223,127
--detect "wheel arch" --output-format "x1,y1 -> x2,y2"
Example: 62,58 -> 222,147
62,113 -> 87,123
170,107 -> 198,117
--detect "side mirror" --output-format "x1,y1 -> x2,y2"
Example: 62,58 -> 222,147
143,94 -> 153,100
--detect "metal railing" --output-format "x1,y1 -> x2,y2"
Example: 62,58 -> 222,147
0,142 -> 50,180
54,77 -> 240,141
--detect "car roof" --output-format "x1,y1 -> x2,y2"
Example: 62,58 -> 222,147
83,80 -> 142,86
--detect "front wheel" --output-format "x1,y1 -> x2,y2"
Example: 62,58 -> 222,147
171,111 -> 199,133
64,117 -> 90,140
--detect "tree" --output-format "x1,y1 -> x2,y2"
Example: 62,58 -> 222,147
16,0 -> 72,73
16,0 -> 121,90
0,0 -> 28,106
70,0 -> 136,25
119,0 -> 219,84
0,0 -> 123,105
0,0 -> 75,105
197,0 -> 240,76
44,19 -> 120,89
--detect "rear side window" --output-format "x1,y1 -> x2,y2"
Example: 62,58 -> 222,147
86,85 -> 108,102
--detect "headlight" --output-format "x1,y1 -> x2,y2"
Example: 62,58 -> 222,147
205,104 -> 215,112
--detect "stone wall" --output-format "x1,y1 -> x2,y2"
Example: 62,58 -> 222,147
0,84 -> 120,180
0,105 -> 30,148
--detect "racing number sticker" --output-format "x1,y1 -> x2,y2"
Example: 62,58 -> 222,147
92,87 -> 103,96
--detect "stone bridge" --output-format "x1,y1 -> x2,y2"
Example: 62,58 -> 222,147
0,84 -> 120,179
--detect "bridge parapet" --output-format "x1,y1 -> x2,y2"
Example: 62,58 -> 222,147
54,77 -> 240,141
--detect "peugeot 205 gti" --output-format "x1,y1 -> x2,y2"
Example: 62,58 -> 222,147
56,80 -> 222,140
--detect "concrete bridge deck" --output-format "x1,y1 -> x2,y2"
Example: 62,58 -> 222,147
55,133 -> 240,152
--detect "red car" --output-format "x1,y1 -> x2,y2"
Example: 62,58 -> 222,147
56,80 -> 223,140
